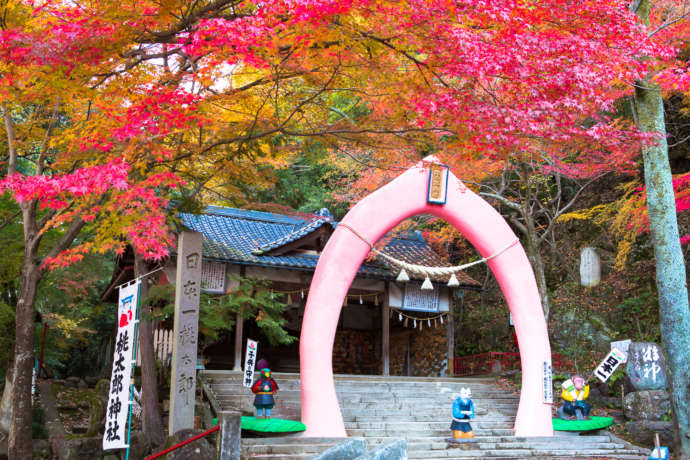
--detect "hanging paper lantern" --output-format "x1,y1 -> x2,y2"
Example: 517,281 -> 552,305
399,313 -> 403,321
359,295 -> 363,304
421,276 -> 433,290
420,321 -> 423,330
427,319 -> 431,327
413,319 -> 417,328
440,315 -> 444,324
447,273 -> 460,287
301,290 -> 305,299
287,293 -> 292,304
396,268 -> 410,282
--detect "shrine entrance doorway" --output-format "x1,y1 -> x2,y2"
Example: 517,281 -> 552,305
299,156 -> 553,438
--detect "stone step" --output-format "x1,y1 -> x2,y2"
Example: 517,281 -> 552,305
364,435 -> 614,445
406,448 -> 647,459
343,415 -> 516,423
244,442 -> 340,455
213,390 -> 519,407
345,421 -> 515,430
240,437 -> 352,459
208,379 -> 509,387
239,454 -> 316,459
207,379 -> 514,388
404,442 -> 626,453
204,372 -> 647,460
215,399 -> 519,412
346,428 -> 515,437
210,386 -> 518,398
202,371 -> 499,383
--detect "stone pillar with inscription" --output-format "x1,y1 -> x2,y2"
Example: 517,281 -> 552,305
169,231 -> 203,436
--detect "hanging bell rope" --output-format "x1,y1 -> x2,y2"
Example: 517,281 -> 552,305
338,222 -> 519,286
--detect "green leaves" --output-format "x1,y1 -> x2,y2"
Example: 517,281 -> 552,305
145,274 -> 296,350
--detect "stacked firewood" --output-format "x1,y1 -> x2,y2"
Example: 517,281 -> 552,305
389,325 -> 447,376
332,330 -> 377,374
389,330 -> 411,375
411,325 -> 448,376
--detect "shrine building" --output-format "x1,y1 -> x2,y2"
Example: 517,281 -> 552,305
105,205 -> 481,376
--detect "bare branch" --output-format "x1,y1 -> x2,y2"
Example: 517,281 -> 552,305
479,192 -> 522,211
0,209 -> 21,233
649,10 -> 690,37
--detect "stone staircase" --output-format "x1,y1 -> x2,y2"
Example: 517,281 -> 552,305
200,370 -> 650,459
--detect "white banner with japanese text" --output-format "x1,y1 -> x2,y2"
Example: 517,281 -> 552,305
243,339 -> 258,387
103,280 -> 140,450
594,348 -> 626,383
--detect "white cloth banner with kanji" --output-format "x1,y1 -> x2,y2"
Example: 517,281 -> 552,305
243,339 -> 258,387
103,280 -> 139,450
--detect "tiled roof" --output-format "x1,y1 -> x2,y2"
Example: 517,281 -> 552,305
253,217 -> 334,255
178,206 -> 480,287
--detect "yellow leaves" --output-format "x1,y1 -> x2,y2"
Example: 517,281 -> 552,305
42,312 -> 96,339
559,181 -> 647,270
557,204 -> 611,224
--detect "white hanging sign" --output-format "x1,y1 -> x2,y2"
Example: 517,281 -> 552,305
542,361 -> 553,403
610,339 -> 632,362
594,348 -> 627,383
103,280 -> 140,450
201,261 -> 226,293
402,281 -> 440,313
243,339 -> 258,387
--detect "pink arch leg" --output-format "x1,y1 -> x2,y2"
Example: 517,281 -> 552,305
300,158 -> 553,437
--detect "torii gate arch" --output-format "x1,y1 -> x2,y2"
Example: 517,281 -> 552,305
299,156 -> 553,437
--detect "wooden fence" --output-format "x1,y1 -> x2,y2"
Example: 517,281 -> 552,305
136,328 -> 173,366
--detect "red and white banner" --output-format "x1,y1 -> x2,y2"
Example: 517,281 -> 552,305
103,280 -> 139,450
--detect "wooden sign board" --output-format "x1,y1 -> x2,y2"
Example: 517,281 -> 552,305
402,282 -> 440,313
427,164 -> 449,204
201,261 -> 226,293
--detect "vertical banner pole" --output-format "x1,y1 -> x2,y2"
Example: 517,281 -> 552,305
104,279 -> 140,453
125,280 -> 142,460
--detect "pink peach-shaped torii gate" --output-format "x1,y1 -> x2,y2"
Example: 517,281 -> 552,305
299,156 -> 553,437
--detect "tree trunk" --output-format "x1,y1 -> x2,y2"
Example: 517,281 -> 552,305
635,78 -> 690,458
633,2 -> 690,457
519,168 -> 550,320
523,212 -> 550,320
135,253 -> 166,447
8,261 -> 40,459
